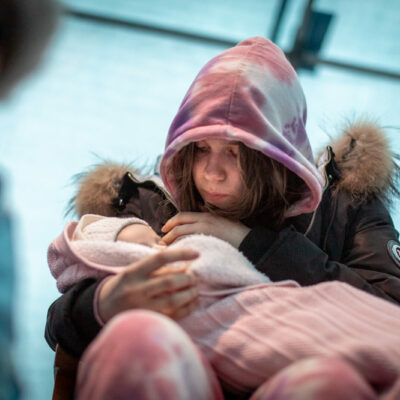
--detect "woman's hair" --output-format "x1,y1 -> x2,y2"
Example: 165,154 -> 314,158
170,142 -> 307,229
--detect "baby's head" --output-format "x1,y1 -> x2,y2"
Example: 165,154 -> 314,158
117,222 -> 167,249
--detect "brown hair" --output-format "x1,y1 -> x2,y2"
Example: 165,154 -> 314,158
170,142 -> 307,229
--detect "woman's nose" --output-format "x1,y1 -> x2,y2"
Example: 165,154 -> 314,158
204,156 -> 225,181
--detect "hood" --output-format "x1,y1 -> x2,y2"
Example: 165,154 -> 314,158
160,37 -> 325,218
66,162 -> 137,218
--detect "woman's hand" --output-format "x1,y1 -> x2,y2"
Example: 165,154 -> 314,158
161,212 -> 251,248
98,249 -> 199,323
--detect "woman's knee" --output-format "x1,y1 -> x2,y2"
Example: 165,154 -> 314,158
76,310 -> 223,400
250,357 -> 377,400
81,310 -> 185,367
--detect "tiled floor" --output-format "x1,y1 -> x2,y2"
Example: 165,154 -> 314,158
0,1 -> 399,398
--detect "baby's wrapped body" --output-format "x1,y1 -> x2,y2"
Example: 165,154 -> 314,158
48,214 -> 277,296
48,215 -> 400,397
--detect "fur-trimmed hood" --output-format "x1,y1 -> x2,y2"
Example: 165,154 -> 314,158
69,121 -> 399,218
321,120 -> 399,204
67,163 -> 138,218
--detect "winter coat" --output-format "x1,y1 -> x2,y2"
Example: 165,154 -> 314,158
45,121 -> 400,359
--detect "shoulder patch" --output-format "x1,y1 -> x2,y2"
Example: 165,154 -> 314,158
387,240 -> 400,268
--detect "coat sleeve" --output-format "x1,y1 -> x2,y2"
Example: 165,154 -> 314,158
239,197 -> 400,305
45,278 -> 103,357
44,173 -> 175,357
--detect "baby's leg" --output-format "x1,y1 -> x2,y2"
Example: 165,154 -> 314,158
249,357 -> 377,400
76,310 -> 223,400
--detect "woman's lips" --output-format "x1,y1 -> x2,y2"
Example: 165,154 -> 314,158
203,190 -> 228,201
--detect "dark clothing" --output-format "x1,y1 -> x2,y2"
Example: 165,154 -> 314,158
45,179 -> 177,358
241,188 -> 400,303
45,166 -> 400,358
45,279 -> 102,357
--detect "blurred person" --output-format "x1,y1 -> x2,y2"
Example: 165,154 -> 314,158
0,0 -> 57,398
0,0 -> 57,99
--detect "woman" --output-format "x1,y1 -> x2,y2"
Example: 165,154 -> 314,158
46,37 -> 400,399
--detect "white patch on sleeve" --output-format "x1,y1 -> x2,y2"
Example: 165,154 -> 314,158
387,240 -> 400,268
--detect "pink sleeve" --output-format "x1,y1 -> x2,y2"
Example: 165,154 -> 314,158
47,220 -> 150,293
74,214 -> 149,242
47,221 -> 121,293
47,221 -> 80,281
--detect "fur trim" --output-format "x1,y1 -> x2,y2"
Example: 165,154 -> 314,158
329,121 -> 400,203
67,162 -> 137,218
68,121 -> 399,217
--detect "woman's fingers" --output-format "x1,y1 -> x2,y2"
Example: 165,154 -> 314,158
97,271 -> 198,323
124,249 -> 199,278
140,272 -> 197,298
162,223 -> 198,245
151,285 -> 198,315
161,212 -> 205,233
152,264 -> 189,277
98,250 -> 200,323
169,298 -> 199,320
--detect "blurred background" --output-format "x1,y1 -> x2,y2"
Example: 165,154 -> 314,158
0,0 -> 399,398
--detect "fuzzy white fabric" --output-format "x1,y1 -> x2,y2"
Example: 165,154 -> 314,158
48,216 -> 292,296
73,214 -> 149,242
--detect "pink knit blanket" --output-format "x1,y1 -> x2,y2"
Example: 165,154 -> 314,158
181,281 -> 400,396
48,219 -> 400,397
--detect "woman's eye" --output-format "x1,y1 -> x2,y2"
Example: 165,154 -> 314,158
196,146 -> 208,153
228,148 -> 238,158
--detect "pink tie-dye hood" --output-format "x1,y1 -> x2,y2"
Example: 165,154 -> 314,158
160,37 -> 324,217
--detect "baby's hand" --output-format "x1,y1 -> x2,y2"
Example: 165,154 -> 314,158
117,223 -> 165,248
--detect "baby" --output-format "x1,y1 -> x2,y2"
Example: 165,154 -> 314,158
49,214 -> 274,298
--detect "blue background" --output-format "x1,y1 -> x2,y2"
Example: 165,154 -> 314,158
0,1 -> 399,398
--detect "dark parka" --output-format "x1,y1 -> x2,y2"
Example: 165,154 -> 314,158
45,122 -> 400,358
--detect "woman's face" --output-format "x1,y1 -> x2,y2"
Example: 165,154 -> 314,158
192,139 -> 245,210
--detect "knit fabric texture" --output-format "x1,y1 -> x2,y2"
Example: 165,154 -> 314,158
180,281 -> 400,395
